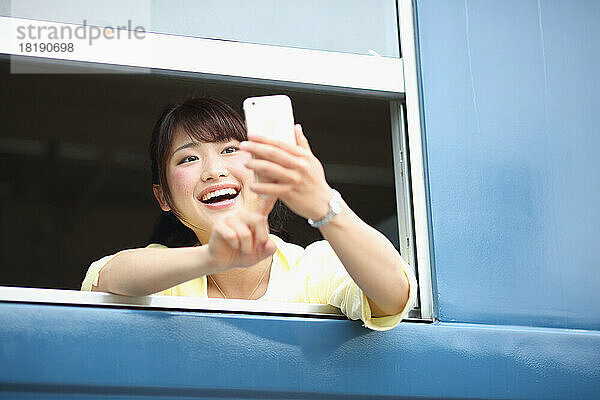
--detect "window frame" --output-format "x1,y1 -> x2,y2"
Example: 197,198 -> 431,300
0,286 -> 345,318
0,15 -> 404,94
397,0 -> 434,320
0,5 -> 433,321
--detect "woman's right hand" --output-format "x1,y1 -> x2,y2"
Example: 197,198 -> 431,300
206,209 -> 277,273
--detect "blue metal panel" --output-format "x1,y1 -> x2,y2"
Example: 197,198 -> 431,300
1,303 -> 599,399
415,0 -> 600,329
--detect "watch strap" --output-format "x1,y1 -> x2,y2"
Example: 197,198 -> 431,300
307,189 -> 342,228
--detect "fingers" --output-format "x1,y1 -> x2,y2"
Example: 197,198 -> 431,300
242,125 -> 311,158
257,195 -> 277,217
294,124 -> 311,151
226,218 -> 254,254
219,212 -> 271,255
261,239 -> 277,256
240,140 -> 308,168
213,220 -> 240,251
249,182 -> 291,197
253,218 -> 272,253
245,159 -> 301,184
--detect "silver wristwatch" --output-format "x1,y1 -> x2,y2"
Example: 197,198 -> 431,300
307,189 -> 343,228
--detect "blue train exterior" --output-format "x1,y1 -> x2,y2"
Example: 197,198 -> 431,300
1,1 -> 599,398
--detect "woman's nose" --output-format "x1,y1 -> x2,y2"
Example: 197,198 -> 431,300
201,155 -> 229,181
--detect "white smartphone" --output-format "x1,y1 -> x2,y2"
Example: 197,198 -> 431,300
243,94 -> 296,146
243,94 -> 297,186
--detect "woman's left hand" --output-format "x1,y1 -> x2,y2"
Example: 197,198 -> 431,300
240,124 -> 333,221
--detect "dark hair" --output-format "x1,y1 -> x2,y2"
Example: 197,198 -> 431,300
148,96 -> 289,247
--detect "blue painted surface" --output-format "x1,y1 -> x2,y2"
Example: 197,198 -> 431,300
1,2 -> 599,399
416,0 -> 600,329
1,303 -> 599,399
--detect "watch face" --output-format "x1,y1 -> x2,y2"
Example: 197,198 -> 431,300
330,191 -> 343,213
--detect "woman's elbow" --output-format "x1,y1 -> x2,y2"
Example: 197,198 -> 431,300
375,269 -> 411,316
93,255 -> 148,296
394,268 -> 412,312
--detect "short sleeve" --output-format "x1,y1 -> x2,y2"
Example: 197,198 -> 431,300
359,256 -> 418,331
80,243 -> 167,292
299,240 -> 417,331
80,252 -> 121,291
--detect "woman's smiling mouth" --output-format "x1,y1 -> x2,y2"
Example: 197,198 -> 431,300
198,184 -> 240,209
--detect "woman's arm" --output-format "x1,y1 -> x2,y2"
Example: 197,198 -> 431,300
93,211 -> 276,296
241,125 -> 411,317
316,198 -> 410,317
94,245 -> 211,296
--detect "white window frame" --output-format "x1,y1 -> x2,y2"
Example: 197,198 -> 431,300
0,16 -> 403,93
0,286 -> 345,318
398,0 -> 434,320
0,6 -> 433,321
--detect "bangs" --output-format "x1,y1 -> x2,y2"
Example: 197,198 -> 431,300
173,98 -> 247,144
149,96 -> 248,186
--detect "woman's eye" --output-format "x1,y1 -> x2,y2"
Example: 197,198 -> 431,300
222,146 -> 238,154
180,155 -> 198,164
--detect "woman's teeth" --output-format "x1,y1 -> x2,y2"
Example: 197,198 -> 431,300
201,188 -> 238,203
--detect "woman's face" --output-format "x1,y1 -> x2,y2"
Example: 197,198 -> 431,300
158,127 -> 258,242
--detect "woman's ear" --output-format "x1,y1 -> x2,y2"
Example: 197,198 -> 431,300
152,184 -> 171,212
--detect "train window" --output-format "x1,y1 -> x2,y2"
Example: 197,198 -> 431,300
0,12 -> 428,321
6,0 -> 401,58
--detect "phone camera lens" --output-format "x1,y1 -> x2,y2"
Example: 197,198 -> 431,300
252,102 -> 255,105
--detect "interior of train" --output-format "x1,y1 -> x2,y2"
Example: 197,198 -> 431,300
0,54 -> 400,291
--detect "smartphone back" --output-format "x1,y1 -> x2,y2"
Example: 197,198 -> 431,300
243,95 -> 296,146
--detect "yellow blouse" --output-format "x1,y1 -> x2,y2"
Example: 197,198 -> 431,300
81,234 -> 418,331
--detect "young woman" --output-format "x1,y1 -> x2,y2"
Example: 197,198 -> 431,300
81,97 -> 417,331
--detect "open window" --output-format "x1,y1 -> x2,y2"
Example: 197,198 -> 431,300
0,3 -> 431,321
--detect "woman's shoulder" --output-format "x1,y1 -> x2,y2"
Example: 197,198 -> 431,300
269,234 -> 304,265
269,234 -> 338,269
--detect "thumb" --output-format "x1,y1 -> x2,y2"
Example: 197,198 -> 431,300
257,195 -> 277,217
295,124 -> 311,151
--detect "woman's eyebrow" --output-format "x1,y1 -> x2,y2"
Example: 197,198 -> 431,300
172,142 -> 199,157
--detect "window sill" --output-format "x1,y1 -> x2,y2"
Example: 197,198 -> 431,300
0,285 -> 347,318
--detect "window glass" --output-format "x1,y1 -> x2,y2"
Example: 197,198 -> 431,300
4,0 -> 400,58
0,55 -> 401,291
